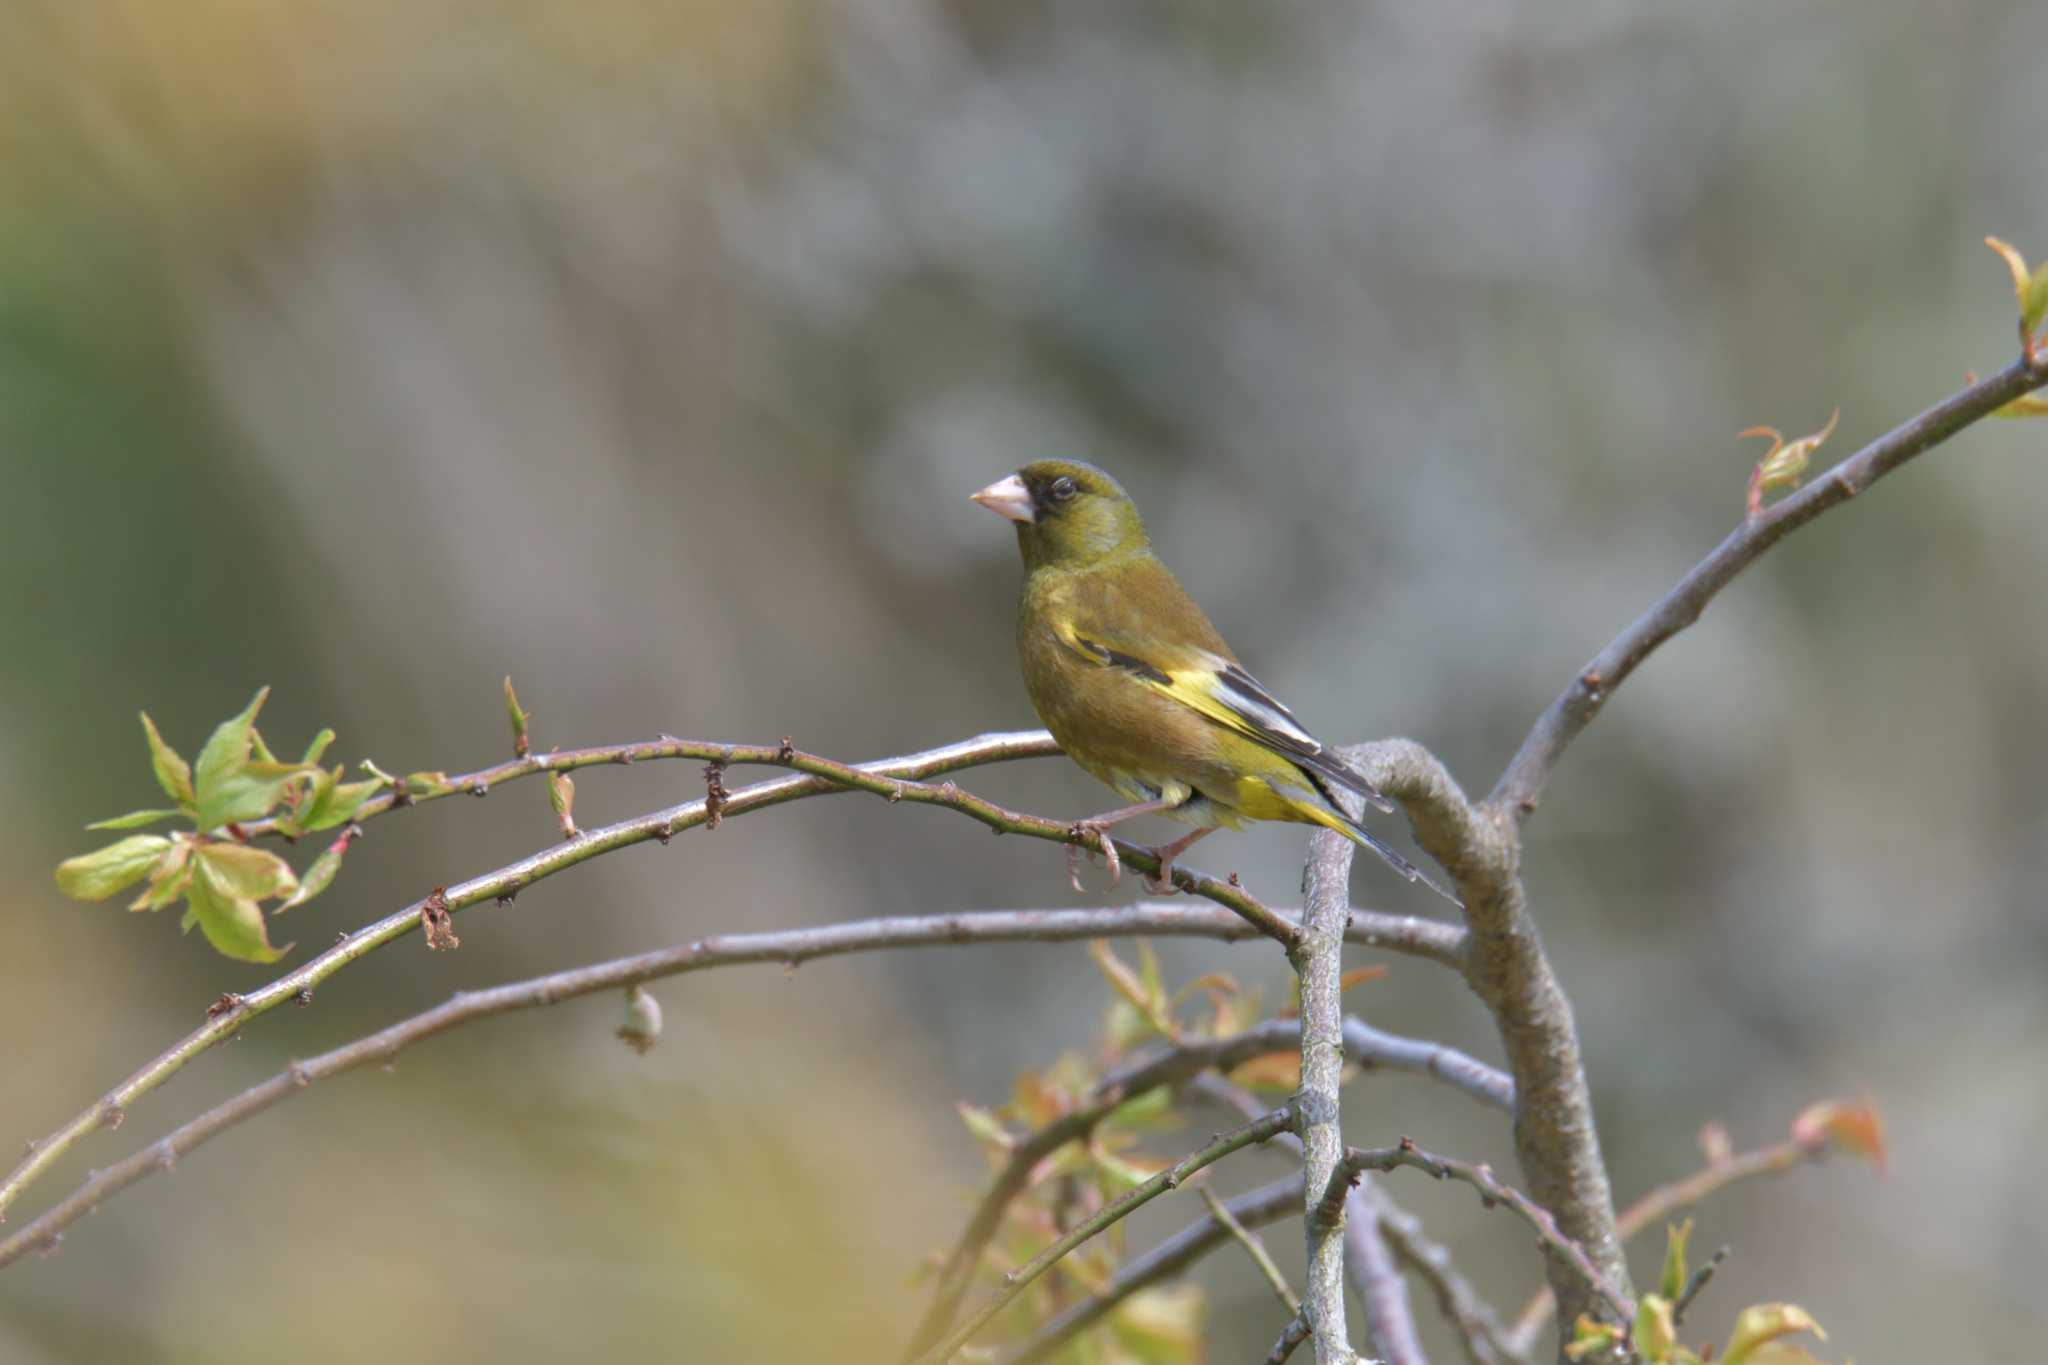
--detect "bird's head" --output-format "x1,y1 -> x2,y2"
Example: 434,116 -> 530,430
972,460 -> 1148,570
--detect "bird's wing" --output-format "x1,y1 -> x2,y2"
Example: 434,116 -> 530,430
1054,621 -> 1397,816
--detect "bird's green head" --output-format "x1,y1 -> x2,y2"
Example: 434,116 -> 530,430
972,459 -> 1149,570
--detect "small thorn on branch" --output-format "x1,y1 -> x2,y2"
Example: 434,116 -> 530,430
206,993 -> 245,1021
293,987 -> 314,1008
421,887 -> 460,952
777,735 -> 796,763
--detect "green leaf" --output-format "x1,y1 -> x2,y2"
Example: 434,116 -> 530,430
278,834 -> 351,911
194,769 -> 298,831
193,842 -> 299,902
300,728 -> 336,766
128,841 -> 193,911
55,835 -> 174,901
504,677 -> 531,756
192,686 -> 270,810
188,862 -> 290,963
249,728 -> 281,766
1635,1294 -> 1679,1362
1723,1304 -> 1826,1365
86,808 -> 183,831
1659,1218 -> 1693,1302
139,712 -> 194,808
298,770 -> 385,834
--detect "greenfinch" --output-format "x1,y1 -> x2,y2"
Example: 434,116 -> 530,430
974,459 -> 1455,904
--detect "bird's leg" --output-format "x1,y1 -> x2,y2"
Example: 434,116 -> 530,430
1141,827 -> 1215,896
1066,798 -> 1180,892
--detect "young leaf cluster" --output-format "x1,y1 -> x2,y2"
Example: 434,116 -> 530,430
1567,1222 -> 1836,1365
53,689 -> 386,962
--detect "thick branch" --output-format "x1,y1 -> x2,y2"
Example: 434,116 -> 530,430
1323,1142 -> 1633,1324
1489,353 -> 2048,819
1343,740 -> 1630,1343
911,1107 -> 1295,1365
1505,1123 -> 1847,1351
1297,827 -> 1359,1364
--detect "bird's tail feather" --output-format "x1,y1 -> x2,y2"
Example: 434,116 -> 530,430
1295,770 -> 1464,908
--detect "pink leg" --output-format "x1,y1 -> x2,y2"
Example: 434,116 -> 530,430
1066,797 -> 1182,893
1142,827 -> 1216,896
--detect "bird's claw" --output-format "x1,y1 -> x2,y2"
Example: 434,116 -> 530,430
1066,822 -> 1122,892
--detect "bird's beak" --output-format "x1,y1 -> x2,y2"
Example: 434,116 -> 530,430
971,473 -> 1036,524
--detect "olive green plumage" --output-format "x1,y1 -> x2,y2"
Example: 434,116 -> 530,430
976,458 -> 1452,900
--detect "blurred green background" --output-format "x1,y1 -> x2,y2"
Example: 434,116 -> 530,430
4,1 -> 2046,1360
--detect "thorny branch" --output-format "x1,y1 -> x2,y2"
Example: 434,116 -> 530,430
0,915 -> 1444,1270
1323,1141 -> 1634,1324
8,726 -> 1417,1227
1489,352 -> 2048,820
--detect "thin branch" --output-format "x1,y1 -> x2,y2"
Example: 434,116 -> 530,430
910,1019 -> 1308,1356
1362,1184 -> 1522,1365
910,1106 -> 1296,1365
1489,351 -> 2048,820
1670,1246 -> 1727,1327
1267,1315 -> 1313,1364
1341,1020 -> 1512,1113
1344,740 -> 1632,1339
1324,1140 -> 1633,1324
1344,1187 -> 1431,1365
1504,1124 -> 1845,1351
996,1174 -> 1303,1365
1297,825 -> 1359,1364
0,912 -> 1432,1269
2,729 -> 1057,1222
9,723 -> 1381,1226
1200,1184 -> 1299,1314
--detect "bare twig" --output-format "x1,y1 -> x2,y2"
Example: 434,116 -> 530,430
1324,1140 -> 1633,1325
1345,1188 -> 1431,1365
1489,352 -> 2048,820
1670,1246 -> 1727,1327
1200,1184 -> 1299,1314
996,1175 -> 1304,1365
1297,826 -> 1359,1364
910,1107 -> 1295,1365
1268,1315 -> 1314,1364
1341,1019 -> 1512,1113
1505,1122 -> 1846,1350
1362,1184 -> 1522,1365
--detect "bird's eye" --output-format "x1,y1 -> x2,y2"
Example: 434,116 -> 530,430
1049,476 -> 1078,502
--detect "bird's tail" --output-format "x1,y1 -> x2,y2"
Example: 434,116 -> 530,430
1293,775 -> 1464,909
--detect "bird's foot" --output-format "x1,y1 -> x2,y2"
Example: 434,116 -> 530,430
1066,821 -> 1122,892
1140,827 -> 1215,896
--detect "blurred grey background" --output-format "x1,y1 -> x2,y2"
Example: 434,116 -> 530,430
4,1 -> 2046,1360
